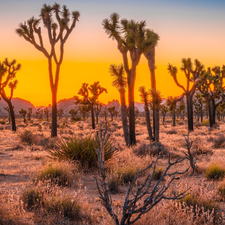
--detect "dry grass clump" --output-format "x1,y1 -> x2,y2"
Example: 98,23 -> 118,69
205,164 -> 225,180
34,163 -> 76,186
218,182 -> 225,200
153,168 -> 163,180
166,129 -> 177,134
107,173 -> 120,194
116,166 -> 137,185
21,187 -> 43,210
191,139 -> 213,156
44,195 -> 80,220
18,129 -> 38,145
213,134 -> 225,149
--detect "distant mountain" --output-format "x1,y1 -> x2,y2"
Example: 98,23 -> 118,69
0,98 -> 35,116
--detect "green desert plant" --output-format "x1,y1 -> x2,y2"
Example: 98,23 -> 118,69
47,135 -> 114,168
153,168 -> 163,180
116,166 -> 136,185
205,164 -> 225,180
35,164 -> 74,186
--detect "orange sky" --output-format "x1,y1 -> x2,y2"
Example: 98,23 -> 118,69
1,0 -> 225,106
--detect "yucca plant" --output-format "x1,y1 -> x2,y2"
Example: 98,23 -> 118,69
47,135 -> 114,168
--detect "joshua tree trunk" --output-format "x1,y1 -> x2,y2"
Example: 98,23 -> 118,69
186,94 -> 194,131
145,48 -> 159,142
200,103 -> 203,122
120,88 -> 130,145
91,104 -> 95,129
51,86 -> 57,137
173,109 -> 176,126
144,99 -> 153,141
8,101 -> 16,131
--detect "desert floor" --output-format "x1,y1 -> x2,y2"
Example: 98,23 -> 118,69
1,116 -> 225,224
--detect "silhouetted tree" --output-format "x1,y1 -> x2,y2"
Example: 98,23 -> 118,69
69,109 -> 77,121
19,109 -> 27,123
101,110 -> 108,122
94,102 -> 102,124
43,107 -> 49,121
103,14 -> 156,144
109,64 -> 129,145
139,86 -> 153,141
0,59 -> 21,131
36,108 -> 43,120
160,104 -> 168,124
167,96 -> 178,126
74,82 -> 107,129
57,108 -> 64,120
78,105 -> 90,119
16,3 -> 80,137
168,59 -> 203,131
27,108 -> 32,121
107,106 -> 118,121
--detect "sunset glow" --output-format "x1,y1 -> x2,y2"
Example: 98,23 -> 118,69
0,0 -> 225,106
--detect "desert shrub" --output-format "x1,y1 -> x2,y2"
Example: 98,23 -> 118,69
191,140 -> 213,156
35,164 -> 74,186
202,120 -> 209,126
0,120 -> 6,125
213,135 -> 225,149
181,192 -> 217,214
47,135 -> 114,169
21,188 -> 43,210
218,183 -> 225,200
71,117 -> 81,122
107,173 -> 120,194
18,130 -> 37,145
116,167 -> 136,185
166,129 -> 177,134
205,164 -> 225,180
44,195 -> 80,220
153,168 -> 163,180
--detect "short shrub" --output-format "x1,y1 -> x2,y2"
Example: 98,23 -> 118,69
202,120 -> 209,126
117,167 -> 136,185
21,188 -> 43,210
44,195 -> 80,220
35,164 -> 73,186
153,168 -> 163,180
218,183 -> 225,200
213,135 -> 225,149
18,130 -> 37,145
107,174 -> 120,194
166,129 -> 177,134
181,192 -> 217,213
205,164 -> 225,180
0,120 -> 6,125
47,135 -> 114,169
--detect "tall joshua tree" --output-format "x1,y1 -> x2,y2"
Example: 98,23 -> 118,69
74,82 -> 107,129
109,64 -> 130,145
143,30 -> 160,142
16,3 -> 80,137
0,59 -> 21,131
168,59 -> 203,131
103,14 -> 147,145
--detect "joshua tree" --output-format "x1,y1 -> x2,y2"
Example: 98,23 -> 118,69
198,66 -> 225,127
57,108 -> 64,120
94,102 -> 102,124
35,108 -> 43,120
143,30 -> 160,142
103,14 -> 157,144
0,59 -> 21,131
16,3 -> 80,137
27,107 -> 32,121
4,107 -> 11,123
78,105 -> 90,119
167,96 -> 177,126
43,107 -> 49,121
107,106 -> 118,122
74,82 -> 107,129
109,64 -> 129,145
139,86 -> 153,141
101,110 -> 108,122
160,104 -> 168,124
69,109 -> 78,121
168,59 -> 204,131
19,109 -> 27,123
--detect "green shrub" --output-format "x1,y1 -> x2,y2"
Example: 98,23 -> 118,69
35,164 -> 73,186
202,120 -> 209,126
44,195 -> 80,220
205,164 -> 225,180
21,188 -> 43,210
117,167 -> 136,185
18,130 -> 36,145
47,135 -> 114,169
153,168 -> 163,180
